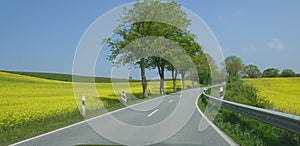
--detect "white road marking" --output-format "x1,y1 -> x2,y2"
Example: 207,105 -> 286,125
168,99 -> 174,103
147,109 -> 159,117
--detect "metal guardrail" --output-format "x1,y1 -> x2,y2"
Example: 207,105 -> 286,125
202,93 -> 300,135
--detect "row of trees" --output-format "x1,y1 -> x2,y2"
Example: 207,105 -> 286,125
105,0 -> 211,98
105,0 -> 298,99
225,56 -> 299,78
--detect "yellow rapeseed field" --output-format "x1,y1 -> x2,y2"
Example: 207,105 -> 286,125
0,72 -> 76,131
243,78 -> 300,115
0,71 -> 189,132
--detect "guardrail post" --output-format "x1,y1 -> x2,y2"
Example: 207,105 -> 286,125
82,96 -> 86,116
220,87 -> 224,97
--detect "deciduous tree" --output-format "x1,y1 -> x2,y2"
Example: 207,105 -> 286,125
281,69 -> 295,77
225,56 -> 244,78
243,64 -> 261,78
262,68 -> 280,78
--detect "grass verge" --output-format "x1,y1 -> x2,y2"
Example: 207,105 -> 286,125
0,110 -> 83,146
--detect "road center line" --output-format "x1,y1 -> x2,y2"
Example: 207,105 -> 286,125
168,99 -> 174,103
147,109 -> 159,117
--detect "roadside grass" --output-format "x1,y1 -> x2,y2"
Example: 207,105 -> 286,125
0,71 -> 196,145
0,110 -> 83,146
198,77 -> 300,146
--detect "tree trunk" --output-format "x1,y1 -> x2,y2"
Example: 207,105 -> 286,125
160,78 -> 164,94
172,69 -> 177,92
191,71 -> 195,88
191,77 -> 195,88
140,58 -> 148,98
181,72 -> 185,90
157,63 -> 165,94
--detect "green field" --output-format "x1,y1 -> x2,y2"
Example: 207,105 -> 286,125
0,71 -> 195,145
243,77 -> 300,115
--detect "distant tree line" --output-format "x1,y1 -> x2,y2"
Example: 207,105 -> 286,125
225,56 -> 299,78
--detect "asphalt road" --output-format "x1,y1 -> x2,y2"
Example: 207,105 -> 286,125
12,88 -> 237,146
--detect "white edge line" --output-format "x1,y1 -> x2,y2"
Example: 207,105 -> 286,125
168,99 -> 174,103
147,109 -> 159,117
11,94 -> 170,146
195,92 -> 239,146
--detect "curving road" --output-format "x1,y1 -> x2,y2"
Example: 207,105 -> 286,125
11,88 -> 238,146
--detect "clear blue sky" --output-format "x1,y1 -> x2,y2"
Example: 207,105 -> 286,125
1,0 -> 299,77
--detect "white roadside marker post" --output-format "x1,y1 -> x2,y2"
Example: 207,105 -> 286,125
82,96 -> 86,116
121,91 -> 127,103
161,88 -> 164,95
